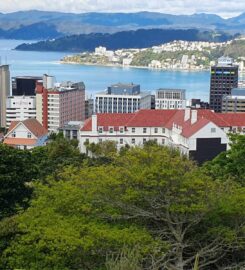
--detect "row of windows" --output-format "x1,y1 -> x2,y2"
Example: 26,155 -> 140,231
95,138 -> 166,145
98,127 -> 166,134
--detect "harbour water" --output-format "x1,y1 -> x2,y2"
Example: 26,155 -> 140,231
0,39 -> 211,100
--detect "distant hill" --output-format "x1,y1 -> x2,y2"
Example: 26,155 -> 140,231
0,22 -> 62,40
15,29 -> 236,52
0,10 -> 244,40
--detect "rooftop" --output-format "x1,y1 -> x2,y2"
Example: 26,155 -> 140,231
8,118 -> 48,138
110,83 -> 140,88
81,109 -> 245,137
12,76 -> 42,80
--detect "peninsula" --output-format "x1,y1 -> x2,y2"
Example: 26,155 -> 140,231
61,38 -> 245,72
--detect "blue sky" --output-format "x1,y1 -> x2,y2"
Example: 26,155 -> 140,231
0,0 -> 245,18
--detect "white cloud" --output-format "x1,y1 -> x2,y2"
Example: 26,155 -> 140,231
0,0 -> 244,18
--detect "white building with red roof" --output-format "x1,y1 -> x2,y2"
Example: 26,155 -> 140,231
4,118 -> 48,150
79,109 -> 245,164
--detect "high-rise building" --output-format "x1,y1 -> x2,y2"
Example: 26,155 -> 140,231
209,57 -> 238,112
36,75 -> 85,132
155,88 -> 186,109
6,96 -> 36,127
12,76 -> 42,96
95,83 -> 152,113
0,65 -> 10,127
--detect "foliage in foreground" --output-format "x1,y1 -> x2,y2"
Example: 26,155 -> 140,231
0,143 -> 244,270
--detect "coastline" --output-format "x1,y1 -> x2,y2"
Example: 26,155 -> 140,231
59,60 -> 210,72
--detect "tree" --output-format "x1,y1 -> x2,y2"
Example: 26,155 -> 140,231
31,135 -> 86,181
85,140 -> 118,165
75,145 -> 244,269
0,144 -> 36,219
2,145 -> 244,269
1,170 -> 156,269
203,134 -> 245,186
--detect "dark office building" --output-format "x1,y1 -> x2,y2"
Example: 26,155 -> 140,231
209,57 -> 238,112
12,76 -> 42,96
190,99 -> 209,109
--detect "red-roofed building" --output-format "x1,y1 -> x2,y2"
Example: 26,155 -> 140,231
4,118 -> 48,150
79,109 -> 238,164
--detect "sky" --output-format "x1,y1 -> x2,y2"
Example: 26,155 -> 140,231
0,0 -> 244,18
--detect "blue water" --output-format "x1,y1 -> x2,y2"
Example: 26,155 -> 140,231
0,39 -> 210,100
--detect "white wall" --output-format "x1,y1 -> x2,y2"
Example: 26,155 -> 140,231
8,123 -> 35,139
188,122 -> 228,151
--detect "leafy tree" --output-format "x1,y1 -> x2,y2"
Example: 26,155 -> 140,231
1,176 -> 156,269
31,135 -> 86,181
0,144 -> 36,219
1,145 -> 244,269
85,140 -> 118,165
78,145 -> 245,269
203,134 -> 245,186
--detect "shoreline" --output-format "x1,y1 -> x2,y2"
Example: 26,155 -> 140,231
59,60 -> 210,72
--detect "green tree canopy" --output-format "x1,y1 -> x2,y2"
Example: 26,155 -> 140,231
203,134 -> 245,186
0,144 -> 36,219
1,145 -> 244,269
31,135 -> 86,181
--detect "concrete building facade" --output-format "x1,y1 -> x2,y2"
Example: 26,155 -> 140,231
155,88 -> 186,109
95,83 -> 151,113
36,75 -> 85,132
0,65 -> 10,127
6,96 -> 36,127
222,88 -> 245,112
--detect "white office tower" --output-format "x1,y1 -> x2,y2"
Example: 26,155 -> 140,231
95,83 -> 152,113
0,65 -> 10,127
6,96 -> 36,127
155,88 -> 186,110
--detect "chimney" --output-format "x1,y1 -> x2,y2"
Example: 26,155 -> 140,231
184,108 -> 191,121
92,114 -> 97,132
191,110 -> 198,124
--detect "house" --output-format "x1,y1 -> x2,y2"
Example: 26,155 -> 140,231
79,109 -> 235,164
4,119 -> 48,150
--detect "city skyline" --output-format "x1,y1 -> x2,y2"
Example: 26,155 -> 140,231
0,0 -> 245,18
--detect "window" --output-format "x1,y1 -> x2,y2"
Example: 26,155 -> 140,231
132,138 -> 135,144
120,138 -> 123,144
98,127 -> 103,133
162,128 -> 165,133
11,131 -> 16,138
162,139 -> 165,145
119,127 -> 124,133
143,128 -> 147,133
143,138 -> 146,144
27,132 -> 31,138
109,127 -> 114,133
211,128 -> 216,133
99,138 -> 103,143
132,128 -> 135,133
154,128 -> 158,133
